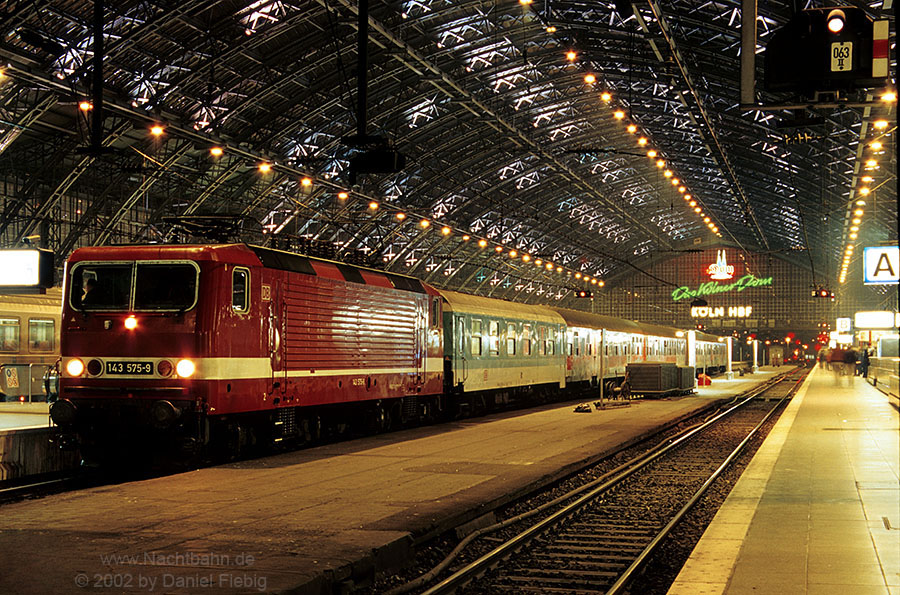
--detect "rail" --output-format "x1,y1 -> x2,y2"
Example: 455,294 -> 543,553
408,367 -> 805,595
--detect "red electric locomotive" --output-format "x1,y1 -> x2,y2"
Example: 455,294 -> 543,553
50,244 -> 444,460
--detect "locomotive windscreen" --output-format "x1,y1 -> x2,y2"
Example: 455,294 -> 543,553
71,261 -> 198,312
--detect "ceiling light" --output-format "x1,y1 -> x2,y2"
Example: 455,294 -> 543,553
647,150 -> 657,158
495,245 -> 503,252
337,191 -> 349,200
209,146 -> 224,157
566,50 -> 577,61
855,200 -> 866,206
584,73 -> 596,84
368,201 -> 379,210
854,209 -> 864,216
850,226 -> 859,231
462,234 -> 470,241
420,219 -> 430,228
671,178 -> 679,185
689,200 -> 697,207
656,159 -> 665,168
859,187 -> 871,195
613,110 -> 625,119
881,91 -> 897,102
522,254 -> 531,262
870,141 -> 883,150
849,233 -> 857,239
546,263 -> 554,270
575,272 -> 582,279
637,137 -> 648,146
78,101 -> 92,111
258,162 -> 271,173
852,218 -> 861,224
441,226 -> 451,235
873,120 -> 888,129
861,176 -> 874,183
600,91 -> 612,102
694,207 -> 701,213
678,186 -> 686,193
396,212 -> 406,221
509,249 -> 517,258
478,239 -> 488,248
664,170 -> 673,177
546,25 -> 557,33
150,124 -> 165,136
300,177 -> 313,187
626,124 -> 637,133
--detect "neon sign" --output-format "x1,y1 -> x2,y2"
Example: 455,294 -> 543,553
691,306 -> 754,318
672,274 -> 773,301
707,250 -> 734,280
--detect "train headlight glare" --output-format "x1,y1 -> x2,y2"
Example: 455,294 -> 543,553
66,358 -> 85,377
175,359 -> 195,378
124,315 -> 138,330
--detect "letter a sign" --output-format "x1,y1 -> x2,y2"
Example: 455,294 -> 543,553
863,246 -> 899,285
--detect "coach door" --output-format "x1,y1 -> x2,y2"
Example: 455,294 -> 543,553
453,315 -> 467,389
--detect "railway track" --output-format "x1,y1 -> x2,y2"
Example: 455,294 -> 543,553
385,367 -> 807,595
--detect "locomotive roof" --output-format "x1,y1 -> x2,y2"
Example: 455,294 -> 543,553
67,244 -> 437,295
438,289 -> 565,325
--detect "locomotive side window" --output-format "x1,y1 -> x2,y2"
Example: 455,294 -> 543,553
507,323 -> 516,355
0,318 -> 19,352
471,319 -> 483,356
431,298 -> 441,328
232,267 -> 250,313
489,321 -> 500,355
28,319 -> 54,352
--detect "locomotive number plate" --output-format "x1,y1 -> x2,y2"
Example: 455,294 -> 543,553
105,361 -> 154,375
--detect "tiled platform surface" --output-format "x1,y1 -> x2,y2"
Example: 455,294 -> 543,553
669,364 -> 900,595
0,370 -> 778,594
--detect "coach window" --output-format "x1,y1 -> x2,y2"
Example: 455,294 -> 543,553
546,328 -> 555,355
471,319 -> 483,356
0,318 -> 19,352
28,319 -> 54,352
538,327 -> 546,355
523,324 -> 532,356
232,267 -> 250,313
489,321 -> 500,355
507,323 -> 517,355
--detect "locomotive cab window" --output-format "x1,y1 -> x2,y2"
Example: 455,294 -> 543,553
72,261 -> 199,312
232,267 -> 250,313
0,318 -> 19,352
28,319 -> 54,352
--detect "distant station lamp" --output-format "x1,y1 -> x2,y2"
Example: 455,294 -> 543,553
574,290 -> 593,298
0,249 -> 54,292
764,7 -> 887,96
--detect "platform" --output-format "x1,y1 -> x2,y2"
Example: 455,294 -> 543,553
0,402 -> 50,431
0,370 -> 777,594
669,364 -> 900,595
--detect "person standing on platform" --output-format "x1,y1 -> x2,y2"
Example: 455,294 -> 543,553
859,347 -> 870,378
828,346 -> 846,384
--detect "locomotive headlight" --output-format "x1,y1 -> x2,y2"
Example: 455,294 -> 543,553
124,315 -> 138,330
175,359 -> 195,378
66,358 -> 85,377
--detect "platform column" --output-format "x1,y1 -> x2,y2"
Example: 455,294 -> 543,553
724,337 -> 734,379
752,339 -> 759,372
